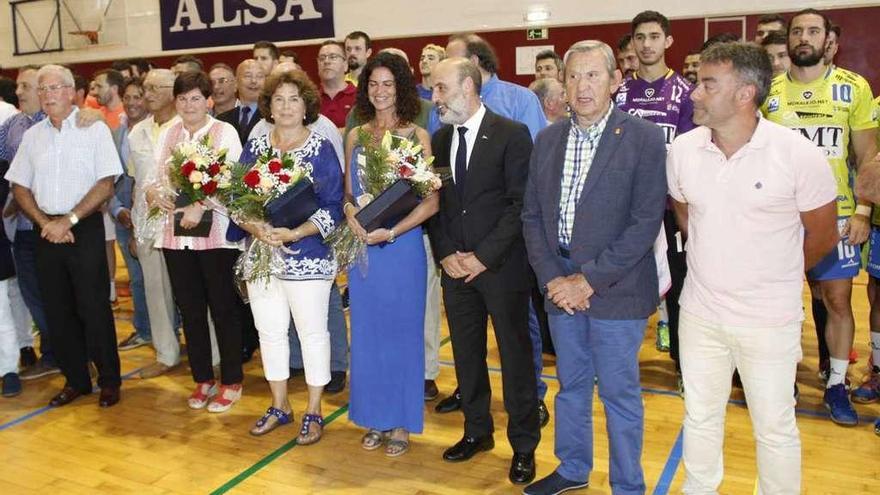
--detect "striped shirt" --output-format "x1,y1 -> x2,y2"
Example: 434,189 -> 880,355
557,105 -> 612,247
5,108 -> 121,215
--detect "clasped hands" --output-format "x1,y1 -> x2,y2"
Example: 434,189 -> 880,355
546,273 -> 594,315
40,217 -> 75,244
440,252 -> 487,283
240,221 -> 301,247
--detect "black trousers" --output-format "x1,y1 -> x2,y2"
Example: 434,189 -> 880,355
35,213 -> 120,392
664,208 -> 687,371
163,248 -> 243,385
443,277 -> 540,453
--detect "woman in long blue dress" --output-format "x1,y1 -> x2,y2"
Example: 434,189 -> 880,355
344,52 -> 439,457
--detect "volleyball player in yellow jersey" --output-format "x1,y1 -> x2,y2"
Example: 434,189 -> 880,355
762,9 -> 878,426
857,96 -> 880,424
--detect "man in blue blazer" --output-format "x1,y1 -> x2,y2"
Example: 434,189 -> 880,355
522,40 -> 667,495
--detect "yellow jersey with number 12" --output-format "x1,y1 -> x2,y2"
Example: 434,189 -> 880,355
761,66 -> 877,216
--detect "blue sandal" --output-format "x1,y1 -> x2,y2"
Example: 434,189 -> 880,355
297,413 -> 324,445
249,407 -> 293,436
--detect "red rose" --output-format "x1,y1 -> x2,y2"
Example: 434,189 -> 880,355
181,160 -> 196,177
278,174 -> 290,183
208,162 -> 221,176
243,170 -> 261,188
398,165 -> 414,178
268,159 -> 282,174
202,180 -> 218,195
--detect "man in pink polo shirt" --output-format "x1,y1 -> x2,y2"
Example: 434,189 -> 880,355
667,42 -> 838,494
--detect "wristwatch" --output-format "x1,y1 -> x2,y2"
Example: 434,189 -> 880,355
68,212 -> 79,226
387,228 -> 396,244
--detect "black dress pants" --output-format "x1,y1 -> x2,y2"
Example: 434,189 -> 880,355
443,276 -> 540,453
35,213 -> 120,392
664,208 -> 687,371
163,248 -> 243,385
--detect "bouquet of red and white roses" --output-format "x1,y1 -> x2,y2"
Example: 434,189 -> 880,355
167,134 -> 233,204
222,149 -> 315,283
326,129 -> 443,270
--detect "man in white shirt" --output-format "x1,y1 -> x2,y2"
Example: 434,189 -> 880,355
5,65 -> 123,408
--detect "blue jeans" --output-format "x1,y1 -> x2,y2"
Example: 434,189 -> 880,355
549,310 -> 647,494
289,281 -> 348,372
528,299 -> 547,400
12,229 -> 54,364
116,225 -> 150,340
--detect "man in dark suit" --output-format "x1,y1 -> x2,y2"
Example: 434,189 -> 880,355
216,59 -> 264,146
521,41 -> 667,495
428,58 -> 540,485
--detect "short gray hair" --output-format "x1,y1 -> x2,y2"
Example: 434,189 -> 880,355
563,40 -> 617,77
37,64 -> 74,86
529,78 -> 561,103
700,42 -> 772,107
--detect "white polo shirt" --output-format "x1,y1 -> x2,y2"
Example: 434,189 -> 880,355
667,116 -> 836,327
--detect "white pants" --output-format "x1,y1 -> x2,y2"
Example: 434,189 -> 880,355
8,278 -> 34,348
423,234 -> 441,380
0,280 -> 19,375
680,310 -> 802,495
248,277 -> 332,385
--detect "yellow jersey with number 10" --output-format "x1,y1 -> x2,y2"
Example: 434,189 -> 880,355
761,66 -> 877,216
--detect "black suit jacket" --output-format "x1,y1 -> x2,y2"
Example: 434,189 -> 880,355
428,108 -> 533,291
217,105 -> 262,146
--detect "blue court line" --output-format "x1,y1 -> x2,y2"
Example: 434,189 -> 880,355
0,364 -> 146,432
438,360 -> 880,424
651,427 -> 683,495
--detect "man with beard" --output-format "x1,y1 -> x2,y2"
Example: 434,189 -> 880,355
91,69 -> 125,131
615,10 -> 694,378
344,31 -> 372,86
616,34 -> 639,79
429,57 -> 539,485
761,31 -> 791,77
682,50 -> 700,85
762,8 -> 878,427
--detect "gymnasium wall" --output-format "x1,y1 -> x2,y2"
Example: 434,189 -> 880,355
1,1 -> 878,90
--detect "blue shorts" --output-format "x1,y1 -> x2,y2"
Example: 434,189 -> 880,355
808,217 -> 860,281
867,227 -> 880,278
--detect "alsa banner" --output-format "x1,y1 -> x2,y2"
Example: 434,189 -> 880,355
159,0 -> 334,51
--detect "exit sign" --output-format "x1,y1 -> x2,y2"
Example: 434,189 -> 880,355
527,28 -> 548,40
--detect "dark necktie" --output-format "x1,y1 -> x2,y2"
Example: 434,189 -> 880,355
239,106 -> 251,128
455,126 -> 468,197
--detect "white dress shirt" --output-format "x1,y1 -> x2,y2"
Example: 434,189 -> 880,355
450,104 -> 487,181
6,108 -> 122,214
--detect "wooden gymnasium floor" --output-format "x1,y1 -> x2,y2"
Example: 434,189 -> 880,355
1,256 -> 878,494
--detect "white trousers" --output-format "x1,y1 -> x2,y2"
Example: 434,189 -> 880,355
8,278 -> 34,348
423,234 -> 441,380
248,277 -> 332,385
680,310 -> 802,495
0,280 -> 19,375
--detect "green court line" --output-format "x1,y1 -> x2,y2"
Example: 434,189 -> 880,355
210,404 -> 349,495
212,335 -> 453,493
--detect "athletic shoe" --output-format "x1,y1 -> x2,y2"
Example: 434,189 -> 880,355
118,332 -> 151,351
2,373 -> 22,397
851,366 -> 880,404
655,321 -> 670,352
823,383 -> 858,426
817,359 -> 851,390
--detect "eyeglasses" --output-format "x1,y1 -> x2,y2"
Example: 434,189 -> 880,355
144,84 -> 174,93
211,77 -> 233,85
317,54 -> 344,62
36,84 -> 71,94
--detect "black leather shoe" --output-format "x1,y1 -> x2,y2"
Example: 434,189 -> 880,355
424,380 -> 439,401
241,346 -> 256,364
442,435 -> 494,462
325,371 -> 346,394
49,386 -> 88,407
538,400 -> 550,428
434,387 -> 461,413
99,386 -> 120,408
509,452 -> 536,484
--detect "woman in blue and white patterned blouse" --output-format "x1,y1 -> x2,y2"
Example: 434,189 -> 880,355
235,71 -> 343,444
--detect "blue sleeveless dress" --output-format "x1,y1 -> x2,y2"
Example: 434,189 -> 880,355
347,142 -> 426,434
